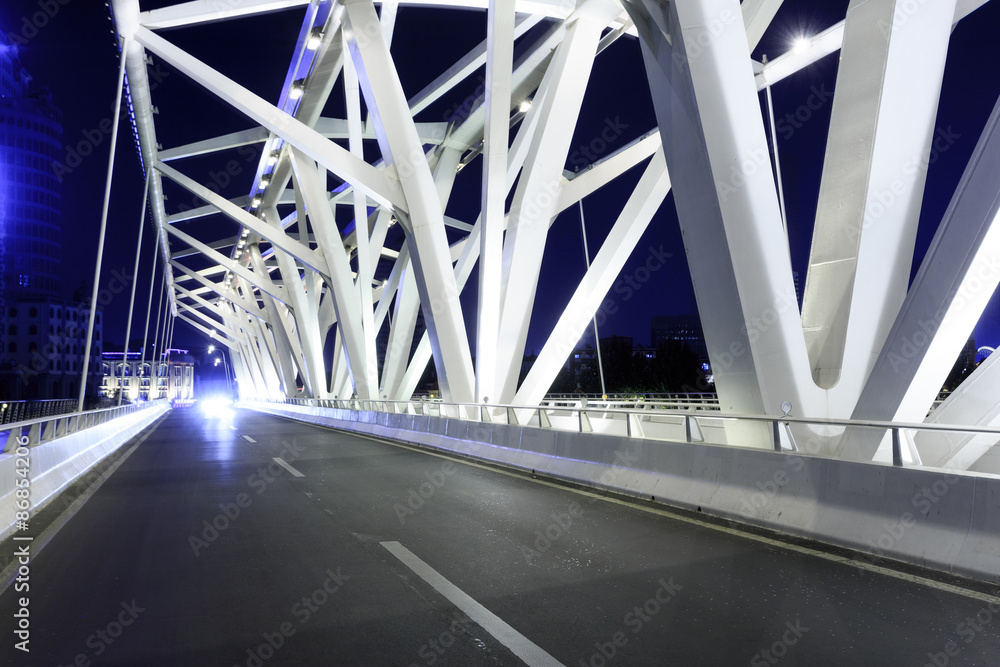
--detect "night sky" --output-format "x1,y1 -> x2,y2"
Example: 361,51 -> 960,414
3,0 -> 1000,363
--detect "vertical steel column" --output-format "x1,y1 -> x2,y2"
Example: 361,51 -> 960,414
118,169 -> 151,405
78,36 -> 130,412
476,0 -> 516,403
148,270 -> 165,399
138,238 -> 160,399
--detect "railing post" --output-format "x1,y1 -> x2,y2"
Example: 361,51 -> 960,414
772,420 -> 781,451
891,427 -> 903,466
684,415 -> 692,443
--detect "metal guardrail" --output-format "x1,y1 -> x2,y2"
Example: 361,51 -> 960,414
0,399 -> 168,454
248,396 -> 1000,469
541,396 -> 720,412
0,398 -> 120,426
544,392 -> 718,401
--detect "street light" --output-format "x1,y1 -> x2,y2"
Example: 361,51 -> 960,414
208,344 -> 215,354
215,355 -> 233,399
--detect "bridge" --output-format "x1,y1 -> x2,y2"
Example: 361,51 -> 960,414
2,0 -> 1000,663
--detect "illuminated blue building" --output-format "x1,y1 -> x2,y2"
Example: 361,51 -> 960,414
0,32 -> 101,401
0,35 -> 62,301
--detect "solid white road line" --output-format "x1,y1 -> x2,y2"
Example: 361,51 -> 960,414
381,541 -> 565,667
242,435 -> 256,443
273,457 -> 304,477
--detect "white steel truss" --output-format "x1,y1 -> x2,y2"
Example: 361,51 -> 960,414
109,0 -> 1000,471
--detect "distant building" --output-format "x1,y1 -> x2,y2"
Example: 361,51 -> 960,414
100,348 -> 195,401
565,336 -> 646,390
651,315 -> 708,362
0,301 -> 103,400
567,345 -> 600,389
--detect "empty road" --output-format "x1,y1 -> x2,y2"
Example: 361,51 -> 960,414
2,407 -> 998,666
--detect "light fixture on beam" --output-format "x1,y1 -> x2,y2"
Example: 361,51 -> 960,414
518,99 -> 532,113
266,150 -> 280,167
251,194 -> 262,206
289,79 -> 306,100
259,175 -> 271,189
307,27 -> 323,50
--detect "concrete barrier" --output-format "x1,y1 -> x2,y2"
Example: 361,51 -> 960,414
0,402 -> 170,540
245,401 -> 1000,583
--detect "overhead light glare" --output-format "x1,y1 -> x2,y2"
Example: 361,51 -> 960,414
519,99 -> 532,113
793,36 -> 810,53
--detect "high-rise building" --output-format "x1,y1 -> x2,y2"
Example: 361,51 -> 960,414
0,32 -> 102,401
0,35 -> 62,301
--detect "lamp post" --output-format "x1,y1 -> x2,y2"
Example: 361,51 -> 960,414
215,354 -> 233,399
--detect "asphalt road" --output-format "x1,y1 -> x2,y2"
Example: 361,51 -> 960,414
2,407 -> 999,666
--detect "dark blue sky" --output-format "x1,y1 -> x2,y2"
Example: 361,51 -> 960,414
3,0 -> 1000,360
